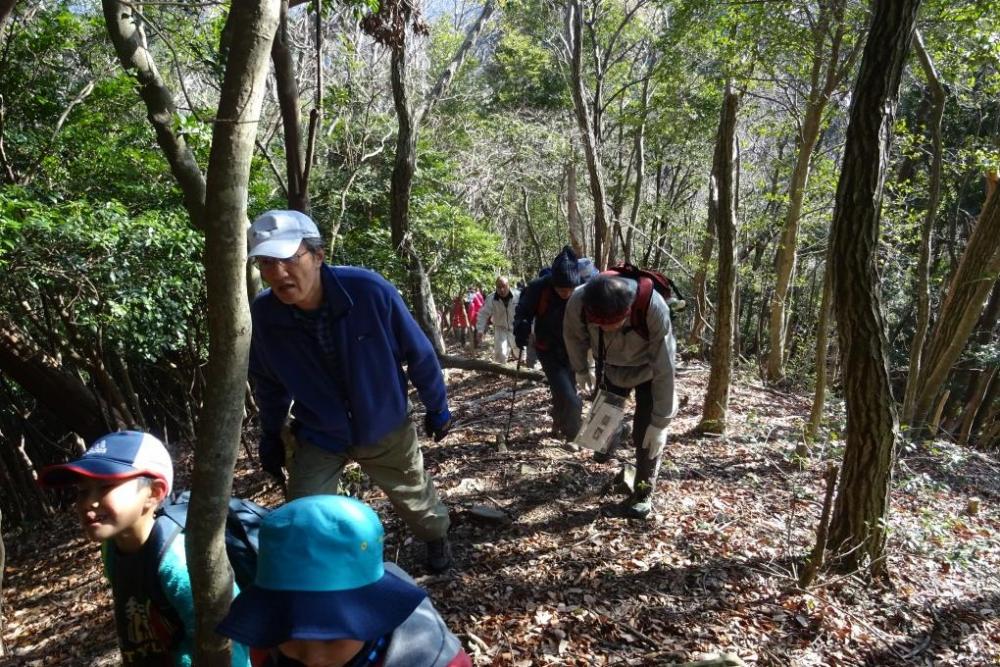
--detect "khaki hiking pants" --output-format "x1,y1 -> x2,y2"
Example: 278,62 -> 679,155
285,420 -> 450,541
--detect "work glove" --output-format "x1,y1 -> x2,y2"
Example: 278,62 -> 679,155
575,369 -> 596,395
641,424 -> 669,460
424,407 -> 453,442
259,436 -> 286,484
513,320 -> 531,350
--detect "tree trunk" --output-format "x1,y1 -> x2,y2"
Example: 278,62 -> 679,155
385,2 -> 493,355
957,367 -> 998,448
389,42 -> 445,355
566,158 -> 585,257
0,316 -> 107,442
945,278 -> 1000,433
186,1 -> 278,664
826,0 -> 920,579
271,0 -> 309,212
625,71 -> 652,265
567,0 -> 611,269
806,267 -> 833,441
688,193 -> 716,351
766,0 -> 856,384
697,83 -> 739,435
911,172 -> 1000,428
0,0 -> 16,33
101,0 -> 206,228
901,30 -> 947,425
522,186 -> 545,271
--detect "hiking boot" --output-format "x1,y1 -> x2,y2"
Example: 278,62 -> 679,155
425,537 -> 453,574
593,449 -> 612,463
622,497 -> 653,520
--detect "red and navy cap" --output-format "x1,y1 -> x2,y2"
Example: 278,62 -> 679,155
38,430 -> 173,494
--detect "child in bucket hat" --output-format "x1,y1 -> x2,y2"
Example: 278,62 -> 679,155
38,430 -> 250,667
217,495 -> 470,667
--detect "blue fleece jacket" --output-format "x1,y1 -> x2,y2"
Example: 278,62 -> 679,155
249,265 -> 448,454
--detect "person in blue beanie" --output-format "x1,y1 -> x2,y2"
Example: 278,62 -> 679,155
217,496 -> 471,667
247,210 -> 454,573
512,245 -> 591,440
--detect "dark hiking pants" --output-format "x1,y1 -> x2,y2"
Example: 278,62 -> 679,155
538,349 -> 582,440
603,379 -> 662,501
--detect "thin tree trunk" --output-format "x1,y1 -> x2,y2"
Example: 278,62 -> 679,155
688,177 -> 719,349
912,172 -> 1000,428
566,159 -> 585,257
101,0 -> 206,228
567,0 -> 611,268
0,0 -> 16,33
271,0 -> 309,212
806,266 -> 833,441
626,69 -> 652,265
901,30 -> 947,425
766,0 -> 857,384
697,82 -> 739,434
384,2 -> 493,354
957,368 -> 998,448
826,0 -> 920,579
186,1 -> 278,663
522,186 -> 545,270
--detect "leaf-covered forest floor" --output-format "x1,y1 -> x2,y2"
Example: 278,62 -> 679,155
3,344 -> 1000,666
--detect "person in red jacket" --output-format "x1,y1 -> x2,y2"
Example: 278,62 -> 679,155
218,495 -> 471,667
465,288 -> 484,349
449,294 -> 469,346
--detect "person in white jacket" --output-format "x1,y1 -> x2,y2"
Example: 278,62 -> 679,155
477,276 -> 521,363
564,273 -> 677,519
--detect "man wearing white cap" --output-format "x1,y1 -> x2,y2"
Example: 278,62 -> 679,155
246,210 -> 454,573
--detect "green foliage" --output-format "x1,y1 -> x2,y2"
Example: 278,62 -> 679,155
487,26 -> 568,110
0,191 -> 205,361
331,143 -> 507,301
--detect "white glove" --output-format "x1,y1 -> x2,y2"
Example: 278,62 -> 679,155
575,370 -> 596,394
642,424 -> 669,459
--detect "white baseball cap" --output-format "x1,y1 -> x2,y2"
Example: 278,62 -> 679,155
248,210 -> 322,259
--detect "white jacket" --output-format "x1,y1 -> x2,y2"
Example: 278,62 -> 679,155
477,288 -> 520,334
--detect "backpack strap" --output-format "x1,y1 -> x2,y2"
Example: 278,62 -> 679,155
154,505 -> 186,565
629,277 -> 654,340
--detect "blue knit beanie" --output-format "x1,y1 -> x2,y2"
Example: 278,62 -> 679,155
550,245 -> 581,288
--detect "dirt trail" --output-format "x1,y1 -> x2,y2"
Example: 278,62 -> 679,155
3,353 -> 999,665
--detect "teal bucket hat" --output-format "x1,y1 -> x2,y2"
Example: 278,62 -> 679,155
217,495 -> 427,647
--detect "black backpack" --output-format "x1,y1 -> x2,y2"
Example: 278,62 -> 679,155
602,263 -> 685,338
153,491 -> 269,590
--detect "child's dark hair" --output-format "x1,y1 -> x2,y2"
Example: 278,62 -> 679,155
582,275 -> 635,319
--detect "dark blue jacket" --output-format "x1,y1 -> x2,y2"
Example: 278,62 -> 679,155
512,275 -> 571,357
250,265 -> 448,453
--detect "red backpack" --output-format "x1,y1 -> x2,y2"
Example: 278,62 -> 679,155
601,263 -> 684,339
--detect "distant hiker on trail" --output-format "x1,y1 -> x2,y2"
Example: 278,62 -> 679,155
449,293 -> 469,347
38,431 -> 250,667
564,273 -> 678,519
465,287 -> 485,349
512,245 -> 589,440
476,276 -> 521,363
218,495 -> 471,667
247,210 -> 455,574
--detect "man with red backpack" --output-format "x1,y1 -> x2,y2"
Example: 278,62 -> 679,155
563,267 -> 679,519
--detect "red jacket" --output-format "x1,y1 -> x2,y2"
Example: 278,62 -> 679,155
450,297 -> 469,328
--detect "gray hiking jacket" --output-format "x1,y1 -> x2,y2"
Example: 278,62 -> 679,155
564,278 -> 678,428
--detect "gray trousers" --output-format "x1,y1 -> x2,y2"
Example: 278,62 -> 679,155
286,420 -> 450,541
